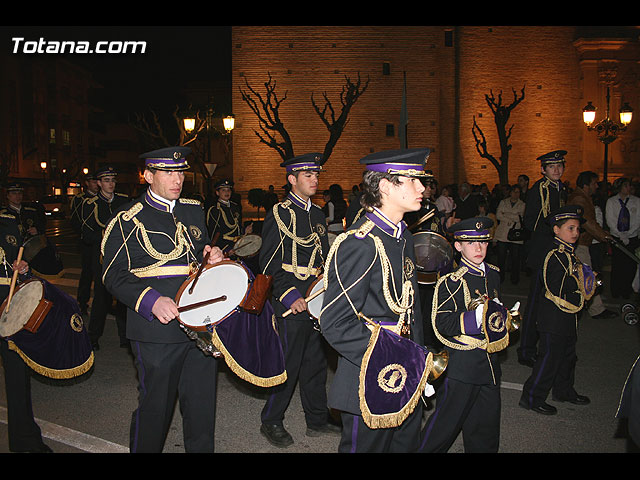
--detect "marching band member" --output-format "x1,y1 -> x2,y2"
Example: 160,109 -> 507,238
101,147 -> 224,453
70,172 -> 98,315
80,166 -> 130,350
0,213 -> 51,452
258,153 -> 336,448
1,182 -> 46,238
320,148 -> 436,453
420,216 -> 513,453
518,150 -> 568,367
520,205 -> 592,415
206,178 -> 252,252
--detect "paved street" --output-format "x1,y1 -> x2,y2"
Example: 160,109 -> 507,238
0,218 -> 639,454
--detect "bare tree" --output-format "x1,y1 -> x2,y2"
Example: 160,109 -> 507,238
472,86 -> 526,185
240,71 -> 369,163
311,73 -> 369,161
239,73 -> 295,161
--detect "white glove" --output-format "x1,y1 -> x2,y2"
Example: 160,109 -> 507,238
492,298 -> 503,306
475,303 -> 484,328
424,382 -> 435,397
510,301 -> 520,313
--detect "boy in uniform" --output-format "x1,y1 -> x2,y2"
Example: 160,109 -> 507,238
519,205 -> 593,415
420,216 -> 516,453
320,148 -> 441,453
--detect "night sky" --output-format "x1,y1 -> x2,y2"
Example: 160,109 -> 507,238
3,25 -> 232,117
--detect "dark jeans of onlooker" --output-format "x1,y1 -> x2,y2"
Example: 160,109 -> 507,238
497,241 -> 522,285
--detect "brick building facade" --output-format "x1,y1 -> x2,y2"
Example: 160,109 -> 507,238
231,26 -> 639,204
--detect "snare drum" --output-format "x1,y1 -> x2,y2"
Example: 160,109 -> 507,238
175,260 -> 287,387
0,278 -> 94,379
233,234 -> 262,259
175,260 -> 251,332
305,275 -> 325,321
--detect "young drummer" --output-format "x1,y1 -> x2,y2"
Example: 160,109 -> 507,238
420,216 -> 516,453
519,205 -> 593,415
320,148 -> 441,453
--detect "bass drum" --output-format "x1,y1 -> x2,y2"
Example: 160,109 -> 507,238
413,231 -> 454,285
305,275 -> 325,321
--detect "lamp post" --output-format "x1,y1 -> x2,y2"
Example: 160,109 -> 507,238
40,161 -> 47,194
582,86 -> 633,184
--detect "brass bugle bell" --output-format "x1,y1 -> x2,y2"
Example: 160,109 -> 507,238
507,301 -> 521,332
428,349 -> 449,381
467,292 -> 489,311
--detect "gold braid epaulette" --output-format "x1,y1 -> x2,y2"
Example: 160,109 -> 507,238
179,198 -> 201,206
100,202 -> 142,256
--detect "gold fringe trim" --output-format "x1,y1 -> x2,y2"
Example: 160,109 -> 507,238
210,328 -> 287,388
359,324 -> 431,430
7,340 -> 94,379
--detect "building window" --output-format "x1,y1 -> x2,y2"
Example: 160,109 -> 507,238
386,124 -> 395,137
63,130 -> 70,146
382,62 -> 391,76
445,30 -> 454,47
49,128 -> 56,144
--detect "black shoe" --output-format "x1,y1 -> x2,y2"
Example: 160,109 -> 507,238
519,399 -> 557,415
591,309 -> 618,320
306,423 -> 341,437
260,424 -> 293,448
552,394 -> 590,405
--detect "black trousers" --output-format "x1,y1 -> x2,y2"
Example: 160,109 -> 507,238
418,283 -> 442,350
76,241 -> 93,311
497,241 -> 522,284
419,376 -> 501,453
87,244 -> 126,344
261,315 -> 329,428
0,340 -> 45,452
339,405 -> 422,453
611,236 -> 640,299
520,331 -> 578,407
129,340 -> 218,453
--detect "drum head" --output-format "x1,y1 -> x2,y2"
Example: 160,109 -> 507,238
306,278 -> 325,321
0,280 -> 43,337
413,231 -> 453,274
22,235 -> 47,262
234,235 -> 262,258
177,262 -> 250,329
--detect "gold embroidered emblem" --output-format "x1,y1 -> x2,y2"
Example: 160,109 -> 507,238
476,221 -> 482,229
404,257 -> 414,278
189,225 -> 202,240
316,223 -> 326,236
70,313 -> 84,332
5,235 -> 17,247
377,364 -> 408,393
488,311 -> 506,333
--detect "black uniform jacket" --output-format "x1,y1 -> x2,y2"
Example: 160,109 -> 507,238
523,176 -> 566,269
101,189 -> 209,343
206,199 -> 243,251
259,191 -> 329,316
0,203 -> 46,238
431,258 -> 502,385
319,209 -> 425,415
80,191 -> 130,246
537,238 -> 583,337
69,190 -> 97,236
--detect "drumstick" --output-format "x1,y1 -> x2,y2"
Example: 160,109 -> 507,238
178,295 -> 227,313
5,246 -> 24,313
282,287 -> 325,318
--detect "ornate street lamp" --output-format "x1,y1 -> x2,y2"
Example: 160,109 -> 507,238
582,86 -> 633,184
223,115 -> 235,134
